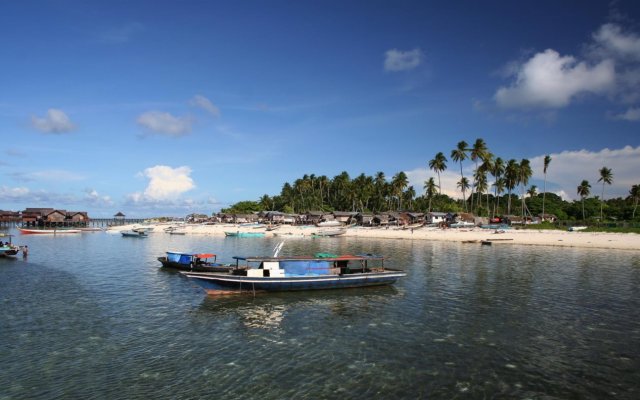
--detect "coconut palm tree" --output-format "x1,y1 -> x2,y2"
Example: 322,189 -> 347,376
491,157 -> 505,217
519,159 -> 532,218
598,166 -> 613,221
577,180 -> 591,221
428,152 -> 447,195
493,177 -> 506,217
504,159 -> 519,215
630,184 -> 640,219
457,177 -> 470,209
542,155 -> 551,220
527,185 -> 537,198
424,177 -> 438,212
391,171 -> 408,210
451,141 -> 469,211
470,138 -> 489,211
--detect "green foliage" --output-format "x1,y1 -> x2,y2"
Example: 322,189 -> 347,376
220,201 -> 263,214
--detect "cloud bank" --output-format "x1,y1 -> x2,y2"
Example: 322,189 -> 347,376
407,146 -> 640,202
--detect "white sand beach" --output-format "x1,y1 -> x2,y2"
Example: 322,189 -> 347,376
111,223 -> 640,251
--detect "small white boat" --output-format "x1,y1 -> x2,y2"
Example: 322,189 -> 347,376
568,226 -> 588,232
316,221 -> 343,227
121,230 -> 148,238
18,228 -> 81,234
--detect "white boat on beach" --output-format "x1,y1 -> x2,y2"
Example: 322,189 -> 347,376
568,226 -> 588,232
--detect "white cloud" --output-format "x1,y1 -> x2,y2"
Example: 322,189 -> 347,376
31,109 -> 76,133
136,111 -> 192,136
592,23 -> 640,61
384,48 -> 423,71
613,107 -> 640,121
495,49 -> 615,108
190,94 -> 220,117
0,186 -> 30,200
128,165 -> 195,203
84,188 -> 113,206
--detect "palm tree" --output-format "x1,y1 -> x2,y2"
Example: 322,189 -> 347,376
491,157 -> 505,217
519,159 -> 532,218
451,141 -> 469,211
429,152 -> 447,195
424,177 -> 438,212
527,185 -> 537,198
630,184 -> 640,219
598,166 -> 613,221
470,138 -> 489,211
391,171 -> 408,210
493,177 -> 506,217
504,159 -> 519,215
577,180 -> 591,221
542,155 -> 551,220
457,177 -> 470,209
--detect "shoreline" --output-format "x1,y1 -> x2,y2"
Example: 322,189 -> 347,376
110,223 -> 640,251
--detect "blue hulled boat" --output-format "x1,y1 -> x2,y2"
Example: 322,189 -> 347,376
224,231 -> 265,238
158,251 -> 233,273
182,254 -> 406,295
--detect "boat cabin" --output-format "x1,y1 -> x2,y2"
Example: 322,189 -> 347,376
230,254 -> 385,278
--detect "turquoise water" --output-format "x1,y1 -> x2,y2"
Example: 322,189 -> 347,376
1,230 -> 639,399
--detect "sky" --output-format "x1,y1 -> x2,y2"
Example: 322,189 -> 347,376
1,0 -> 640,217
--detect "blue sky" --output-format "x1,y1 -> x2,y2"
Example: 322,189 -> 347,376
1,0 -> 639,217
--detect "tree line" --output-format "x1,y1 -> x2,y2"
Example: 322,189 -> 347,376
222,139 -> 640,222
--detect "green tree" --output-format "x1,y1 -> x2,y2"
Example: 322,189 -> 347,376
470,138 -> 489,211
598,166 -> 613,221
451,141 -> 469,211
630,184 -> 640,219
429,152 -> 447,195
457,176 -> 470,209
519,159 -> 532,218
424,177 -> 438,212
391,171 -> 408,210
504,159 -> 519,215
577,180 -> 591,221
542,155 -> 551,218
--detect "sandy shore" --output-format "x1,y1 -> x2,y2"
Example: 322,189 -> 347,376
110,223 -> 640,251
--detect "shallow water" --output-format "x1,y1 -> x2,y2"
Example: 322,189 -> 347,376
1,231 -> 639,399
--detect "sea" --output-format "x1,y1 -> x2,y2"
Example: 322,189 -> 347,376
1,229 -> 639,399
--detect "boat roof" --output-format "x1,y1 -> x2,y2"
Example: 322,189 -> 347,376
166,251 -> 216,258
233,254 -> 384,262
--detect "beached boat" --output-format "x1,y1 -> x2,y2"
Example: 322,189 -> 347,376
0,234 -> 20,257
121,230 -> 148,238
182,253 -> 406,295
272,232 -> 305,237
224,231 -> 266,238
315,221 -> 343,227
168,230 -> 187,235
18,227 -> 82,234
158,251 -> 233,272
311,228 -> 346,238
480,224 -> 511,230
568,226 -> 588,232
449,221 -> 476,228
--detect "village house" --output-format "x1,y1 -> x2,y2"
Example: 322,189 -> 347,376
356,213 -> 374,226
426,212 -> 449,225
332,211 -> 358,225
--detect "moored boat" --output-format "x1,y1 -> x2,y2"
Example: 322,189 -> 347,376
182,253 -> 406,295
121,230 -> 148,238
158,251 -> 233,272
224,231 -> 266,238
311,228 -> 346,237
18,227 -> 82,234
0,234 -> 20,257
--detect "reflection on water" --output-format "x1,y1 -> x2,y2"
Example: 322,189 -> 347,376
1,230 -> 640,399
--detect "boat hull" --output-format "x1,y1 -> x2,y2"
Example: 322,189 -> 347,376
182,270 -> 406,294
18,228 -> 81,234
224,232 -> 265,238
157,257 -> 233,273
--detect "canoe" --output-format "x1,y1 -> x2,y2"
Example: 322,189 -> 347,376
224,231 -> 266,238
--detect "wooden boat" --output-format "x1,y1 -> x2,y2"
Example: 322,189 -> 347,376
449,221 -> 475,228
224,231 -> 266,238
158,251 -> 233,272
182,254 -> 406,295
0,234 -> 20,257
168,231 -> 187,235
315,221 -> 343,227
568,226 -> 588,232
311,228 -> 346,238
18,227 -> 81,234
121,230 -> 148,238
